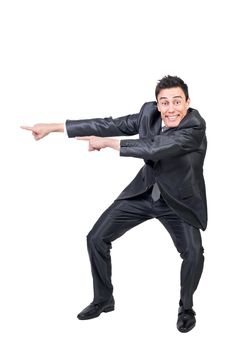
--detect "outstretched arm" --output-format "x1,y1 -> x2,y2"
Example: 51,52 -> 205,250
77,136 -> 120,152
20,123 -> 120,152
21,122 -> 120,153
20,123 -> 64,140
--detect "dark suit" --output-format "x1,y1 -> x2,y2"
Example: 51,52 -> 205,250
66,102 -> 207,309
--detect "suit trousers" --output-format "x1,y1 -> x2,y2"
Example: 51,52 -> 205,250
86,188 -> 204,309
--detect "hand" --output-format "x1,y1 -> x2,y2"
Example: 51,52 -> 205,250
20,123 -> 64,140
77,136 -> 120,152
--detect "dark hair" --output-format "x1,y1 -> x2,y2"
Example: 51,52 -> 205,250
155,75 -> 189,101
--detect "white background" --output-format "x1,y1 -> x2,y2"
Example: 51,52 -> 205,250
0,0 -> 233,349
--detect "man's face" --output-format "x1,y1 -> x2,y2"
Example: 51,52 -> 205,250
157,87 -> 190,128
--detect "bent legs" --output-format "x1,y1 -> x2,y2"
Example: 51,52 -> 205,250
85,191 -> 204,309
87,197 -> 152,304
158,215 -> 204,309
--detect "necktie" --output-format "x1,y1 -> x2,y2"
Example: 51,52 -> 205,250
161,126 -> 168,133
151,182 -> 160,201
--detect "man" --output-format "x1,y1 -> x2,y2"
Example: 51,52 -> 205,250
21,75 -> 207,333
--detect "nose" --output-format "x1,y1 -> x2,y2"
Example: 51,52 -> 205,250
168,103 -> 175,113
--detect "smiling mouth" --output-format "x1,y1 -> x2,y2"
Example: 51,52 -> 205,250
166,115 -> 180,121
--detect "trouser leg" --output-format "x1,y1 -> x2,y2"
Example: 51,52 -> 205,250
158,215 -> 204,309
87,196 -> 152,304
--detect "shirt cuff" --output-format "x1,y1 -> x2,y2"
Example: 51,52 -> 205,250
64,122 -> 68,137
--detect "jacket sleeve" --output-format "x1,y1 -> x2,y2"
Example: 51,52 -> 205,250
120,118 -> 206,161
65,104 -> 146,138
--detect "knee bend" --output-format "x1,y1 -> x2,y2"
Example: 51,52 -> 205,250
181,246 -> 204,262
87,232 -> 98,247
87,233 -> 111,254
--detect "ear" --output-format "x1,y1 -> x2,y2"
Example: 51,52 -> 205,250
186,98 -> 191,108
157,101 -> 161,112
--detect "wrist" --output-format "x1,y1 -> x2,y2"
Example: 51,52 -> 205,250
108,139 -> 120,151
49,123 -> 64,133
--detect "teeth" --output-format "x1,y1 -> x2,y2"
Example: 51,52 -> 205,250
168,116 -> 178,120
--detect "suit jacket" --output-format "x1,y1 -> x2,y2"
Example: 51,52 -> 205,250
66,102 -> 207,230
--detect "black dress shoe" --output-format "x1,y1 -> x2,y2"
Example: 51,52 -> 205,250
177,306 -> 196,333
77,297 -> 115,320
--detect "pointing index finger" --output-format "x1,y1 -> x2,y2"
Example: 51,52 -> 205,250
20,126 -> 33,131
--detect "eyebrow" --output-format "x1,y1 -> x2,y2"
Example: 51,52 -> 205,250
159,96 -> 183,100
